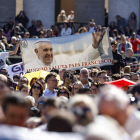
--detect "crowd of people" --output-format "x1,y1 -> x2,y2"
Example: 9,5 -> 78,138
0,10 -> 140,139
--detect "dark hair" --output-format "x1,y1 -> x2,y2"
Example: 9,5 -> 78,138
131,84 -> 140,95
111,41 -> 117,46
50,68 -> 59,74
30,77 -> 38,87
63,23 -> 70,28
30,81 -> 43,97
45,72 -> 57,83
111,74 -> 121,80
2,94 -> 30,113
13,74 -> 21,80
57,86 -> 70,99
19,77 -> 29,85
18,11 -> 26,17
97,70 -> 107,77
131,12 -> 136,20
47,110 -> 75,132
42,98 -> 60,109
91,82 -> 101,88
78,88 -> 92,94
19,84 -> 28,91
112,30 -> 119,37
116,36 -> 121,41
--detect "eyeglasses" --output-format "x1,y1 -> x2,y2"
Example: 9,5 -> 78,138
0,71 -> 8,75
32,86 -> 41,90
131,66 -> 137,68
49,80 -> 59,82
98,76 -> 109,79
59,92 -> 68,95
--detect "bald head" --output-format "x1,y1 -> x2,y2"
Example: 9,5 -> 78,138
0,74 -> 7,82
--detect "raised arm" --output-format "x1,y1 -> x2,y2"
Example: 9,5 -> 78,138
9,40 -> 20,56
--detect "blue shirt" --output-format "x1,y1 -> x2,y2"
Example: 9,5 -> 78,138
43,88 -> 57,97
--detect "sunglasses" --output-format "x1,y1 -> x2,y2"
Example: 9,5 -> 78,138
59,92 -> 68,95
131,66 -> 137,68
32,86 -> 41,90
99,76 -> 109,79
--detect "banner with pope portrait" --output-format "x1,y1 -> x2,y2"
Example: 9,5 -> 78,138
21,28 -> 113,72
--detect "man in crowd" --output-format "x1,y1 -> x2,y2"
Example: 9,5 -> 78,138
130,32 -> 140,61
80,68 -> 91,88
24,32 -> 30,38
131,62 -> 139,73
118,35 -> 132,54
18,77 -> 29,87
28,20 -> 37,37
96,70 -> 108,84
43,73 -> 58,97
111,41 -> 124,74
130,73 -> 139,82
2,94 -> 30,127
6,17 -> 14,30
98,85 -> 140,137
124,48 -> 137,66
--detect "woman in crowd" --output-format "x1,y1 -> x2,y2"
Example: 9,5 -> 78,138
61,23 -> 72,36
15,11 -> 29,28
125,27 -> 131,37
36,20 -> 44,36
90,82 -> 100,95
19,84 -> 29,96
30,81 -> 43,103
90,69 -> 98,82
109,21 -> 117,37
128,12 -> 137,33
3,25 -> 11,42
67,11 -> 74,22
72,81 -> 83,95
46,29 -> 55,38
78,27 -> 87,34
57,86 -> 70,99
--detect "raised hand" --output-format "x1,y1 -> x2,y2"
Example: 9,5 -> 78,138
92,28 -> 106,49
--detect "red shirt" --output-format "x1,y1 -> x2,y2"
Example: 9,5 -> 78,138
130,38 -> 140,52
121,43 -> 125,52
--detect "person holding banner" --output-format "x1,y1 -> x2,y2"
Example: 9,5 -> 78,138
0,40 -> 20,70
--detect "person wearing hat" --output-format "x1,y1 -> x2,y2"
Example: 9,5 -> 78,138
57,10 -> 67,23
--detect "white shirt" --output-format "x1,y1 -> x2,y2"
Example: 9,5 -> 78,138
0,52 -> 9,69
61,28 -> 72,36
88,27 -> 95,33
124,108 -> 140,136
43,88 -> 57,97
67,15 -> 74,21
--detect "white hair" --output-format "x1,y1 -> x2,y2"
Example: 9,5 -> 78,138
80,68 -> 89,74
68,94 -> 98,117
34,39 -> 52,49
61,10 -> 65,14
11,36 -> 17,40
98,85 -> 129,110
